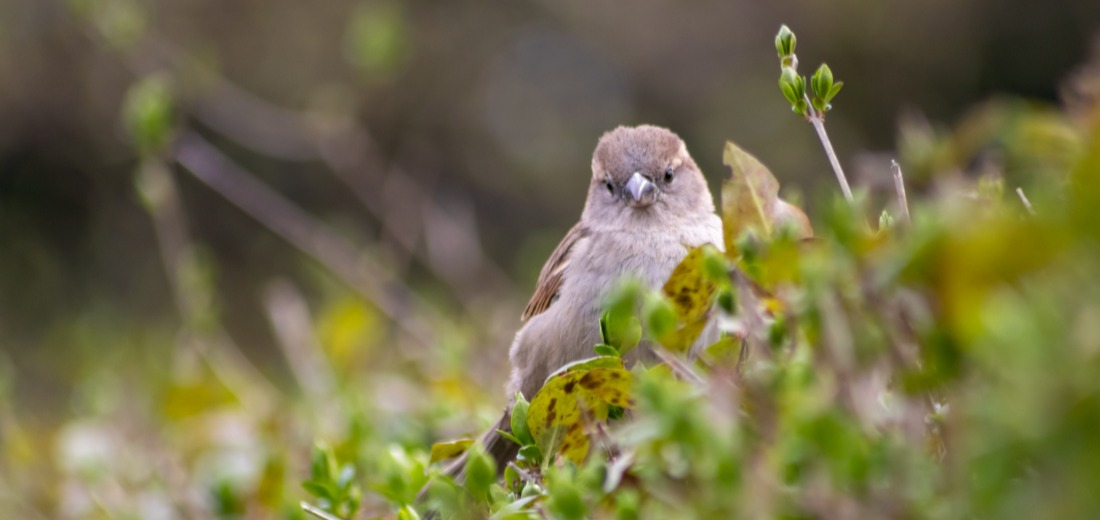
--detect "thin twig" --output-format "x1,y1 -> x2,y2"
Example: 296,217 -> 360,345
264,280 -> 336,400
300,502 -> 344,520
650,347 -> 705,385
507,462 -> 540,486
1016,187 -> 1036,215
137,161 -> 279,412
108,30 -> 515,301
808,113 -> 854,202
175,132 -> 440,348
891,160 -> 910,224
785,52 -> 852,203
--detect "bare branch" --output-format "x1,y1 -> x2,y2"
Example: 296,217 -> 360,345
175,132 -> 441,348
137,160 -> 279,412
124,32 -> 515,299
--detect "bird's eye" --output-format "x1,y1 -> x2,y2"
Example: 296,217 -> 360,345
604,179 -> 615,195
664,167 -> 674,183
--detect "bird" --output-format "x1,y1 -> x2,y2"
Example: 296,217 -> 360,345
438,124 -> 724,484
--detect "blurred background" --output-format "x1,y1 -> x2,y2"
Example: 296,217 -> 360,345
1,0 -> 1099,517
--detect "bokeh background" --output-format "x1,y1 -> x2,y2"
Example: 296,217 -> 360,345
1,0 -> 1099,517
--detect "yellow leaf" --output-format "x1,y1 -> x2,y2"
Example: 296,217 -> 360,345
701,336 -> 742,365
429,438 -> 474,464
722,141 -> 780,256
659,245 -> 719,352
527,366 -> 634,465
317,296 -> 380,367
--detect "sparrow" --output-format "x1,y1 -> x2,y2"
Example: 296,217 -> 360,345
443,124 -> 723,480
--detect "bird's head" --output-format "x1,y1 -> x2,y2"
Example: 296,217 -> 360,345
584,125 -> 715,226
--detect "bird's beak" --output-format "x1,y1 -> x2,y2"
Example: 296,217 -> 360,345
624,172 -> 658,207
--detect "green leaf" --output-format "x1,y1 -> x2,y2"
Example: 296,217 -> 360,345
498,430 -> 523,446
778,76 -> 800,107
644,295 -> 677,341
301,480 -> 335,502
593,344 -> 620,357
702,247 -> 730,282
826,81 -> 844,103
518,444 -> 543,464
546,470 -> 587,520
511,393 -> 534,446
310,442 -> 337,482
464,445 -> 497,499
702,336 -> 742,364
600,281 -> 644,354
429,439 -> 474,465
599,312 -> 611,345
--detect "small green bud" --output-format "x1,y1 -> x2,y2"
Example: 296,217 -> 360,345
778,67 -> 805,108
811,63 -> 834,99
811,96 -> 827,114
775,25 -> 796,58
122,75 -> 174,155
793,99 -> 808,117
879,210 -> 895,231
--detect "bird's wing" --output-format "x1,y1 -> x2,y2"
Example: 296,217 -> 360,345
521,223 -> 590,321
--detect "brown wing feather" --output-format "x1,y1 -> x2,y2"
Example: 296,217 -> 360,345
521,223 -> 589,321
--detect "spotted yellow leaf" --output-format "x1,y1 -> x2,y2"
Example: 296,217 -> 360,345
527,363 -> 634,465
657,245 -> 719,352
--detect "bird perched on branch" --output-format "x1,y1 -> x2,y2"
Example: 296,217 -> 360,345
439,124 -> 723,483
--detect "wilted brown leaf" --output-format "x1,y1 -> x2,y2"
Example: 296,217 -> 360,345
721,142 -> 813,258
